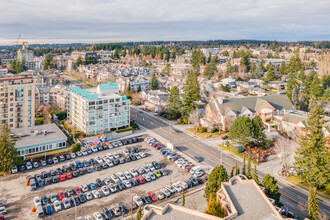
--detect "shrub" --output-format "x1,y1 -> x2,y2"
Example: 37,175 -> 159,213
71,143 -> 81,153
73,131 -> 81,138
115,127 -> 133,133
55,112 -> 67,120
198,127 -> 207,133
177,118 -> 182,124
183,118 -> 189,124
211,128 -> 219,133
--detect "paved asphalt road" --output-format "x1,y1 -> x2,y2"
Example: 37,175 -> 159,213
131,107 -> 330,219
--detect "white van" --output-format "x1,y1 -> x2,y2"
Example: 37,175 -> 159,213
190,166 -> 202,174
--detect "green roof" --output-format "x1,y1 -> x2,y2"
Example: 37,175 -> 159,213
98,82 -> 119,90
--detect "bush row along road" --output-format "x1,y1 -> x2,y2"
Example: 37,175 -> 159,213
130,107 -> 330,220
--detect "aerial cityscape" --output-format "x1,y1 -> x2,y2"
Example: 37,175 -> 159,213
0,0 -> 329,220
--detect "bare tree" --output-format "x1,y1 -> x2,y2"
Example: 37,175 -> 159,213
188,108 -> 200,133
274,136 -> 292,175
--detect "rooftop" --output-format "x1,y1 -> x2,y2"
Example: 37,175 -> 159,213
218,175 -> 282,220
10,124 -> 67,150
70,83 -> 122,101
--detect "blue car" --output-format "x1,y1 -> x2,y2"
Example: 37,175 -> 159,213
45,203 -> 53,215
88,183 -> 96,190
83,160 -> 90,167
165,152 -> 172,157
75,160 -> 83,168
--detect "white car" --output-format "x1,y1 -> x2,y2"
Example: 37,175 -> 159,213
33,162 -> 39,168
92,190 -> 101,198
95,156 -> 103,164
85,192 -> 93,200
52,157 -> 59,164
105,159 -> 114,167
142,173 -> 151,182
156,191 -> 165,200
130,168 -> 139,177
149,172 -> 156,180
93,212 -> 104,220
85,215 -> 93,220
70,153 -> 76,159
147,164 -> 155,171
53,200 -> 62,212
11,166 -> 18,174
81,150 -> 88,156
135,153 -> 142,160
103,178 -> 111,185
111,174 -> 120,183
124,171 -> 132,179
122,180 -> 132,188
62,198 -> 71,209
165,185 -> 176,194
77,217 -> 83,220
133,195 -> 144,206
177,181 -> 188,190
113,153 -> 120,159
108,183 -> 118,193
91,146 -> 98,152
160,188 -> 171,197
81,184 -> 89,192
101,186 -> 110,196
49,193 -> 57,203
172,183 -> 182,192
117,172 -> 126,181
41,160 -> 47,166
142,164 -> 150,172
26,162 -> 33,170
33,196 -> 41,207
194,171 -> 204,177
139,152 -> 146,158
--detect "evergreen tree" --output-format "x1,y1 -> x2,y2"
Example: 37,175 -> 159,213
252,116 -> 265,141
299,94 -> 309,111
222,50 -> 229,56
286,73 -> 299,100
182,191 -> 185,206
230,166 -> 235,178
240,54 -> 250,72
203,55 -> 218,78
150,73 -> 159,90
262,174 -> 281,205
291,87 -> 299,107
242,157 -> 246,175
246,158 -> 252,179
310,75 -> 323,97
307,186 -> 318,220
205,194 -> 225,217
226,60 -> 234,74
294,105 -> 329,188
264,64 -> 276,83
253,164 -> 259,184
137,85 -> 141,92
308,95 -> 317,112
20,57 -> 28,71
181,70 -> 199,119
121,49 -> 127,57
167,86 -> 181,118
287,54 -> 302,73
204,165 -> 228,201
114,48 -> 120,59
235,164 -> 240,175
229,116 -> 253,145
0,124 -> 21,172
161,63 -> 171,76
279,61 -> 287,75
75,56 -> 83,70
136,206 -> 143,220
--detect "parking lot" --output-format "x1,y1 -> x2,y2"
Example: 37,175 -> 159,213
0,135 -> 204,220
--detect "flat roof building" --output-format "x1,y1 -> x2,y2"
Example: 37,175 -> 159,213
68,82 -> 130,136
10,123 -> 67,157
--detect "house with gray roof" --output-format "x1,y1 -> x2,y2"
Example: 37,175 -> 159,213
202,94 -> 294,131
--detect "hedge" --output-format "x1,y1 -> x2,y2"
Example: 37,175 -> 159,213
115,127 -> 133,133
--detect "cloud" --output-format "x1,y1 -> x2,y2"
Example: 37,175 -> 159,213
0,0 -> 329,44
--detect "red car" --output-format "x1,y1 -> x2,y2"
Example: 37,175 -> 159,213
65,172 -> 72,179
152,143 -> 160,148
148,191 -> 158,201
136,176 -> 146,184
185,166 -> 191,172
74,186 -> 81,194
58,190 -> 65,200
59,174 -> 66,181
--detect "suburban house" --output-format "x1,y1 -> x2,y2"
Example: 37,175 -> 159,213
277,111 -> 330,139
140,90 -> 170,110
130,77 -> 150,91
201,94 -> 294,131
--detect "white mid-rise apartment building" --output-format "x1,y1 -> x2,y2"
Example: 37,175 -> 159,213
68,82 -> 130,136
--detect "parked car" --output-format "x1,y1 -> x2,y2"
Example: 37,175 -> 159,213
111,206 -> 121,216
53,200 -> 62,212
102,207 -> 112,220
62,198 -> 71,209
44,203 -> 53,215
33,161 -> 39,168
133,195 -> 144,206
26,162 -> 33,170
74,186 -> 82,194
93,212 -> 104,220
101,185 -> 110,196
160,188 -> 171,197
52,157 -> 59,164
92,190 -> 101,198
141,195 -> 152,204
85,192 -> 93,200
58,190 -> 65,200
148,191 -> 158,201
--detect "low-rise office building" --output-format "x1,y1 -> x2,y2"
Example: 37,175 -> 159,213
10,123 -> 67,157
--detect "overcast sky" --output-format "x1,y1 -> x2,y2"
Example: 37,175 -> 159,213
0,0 -> 329,45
